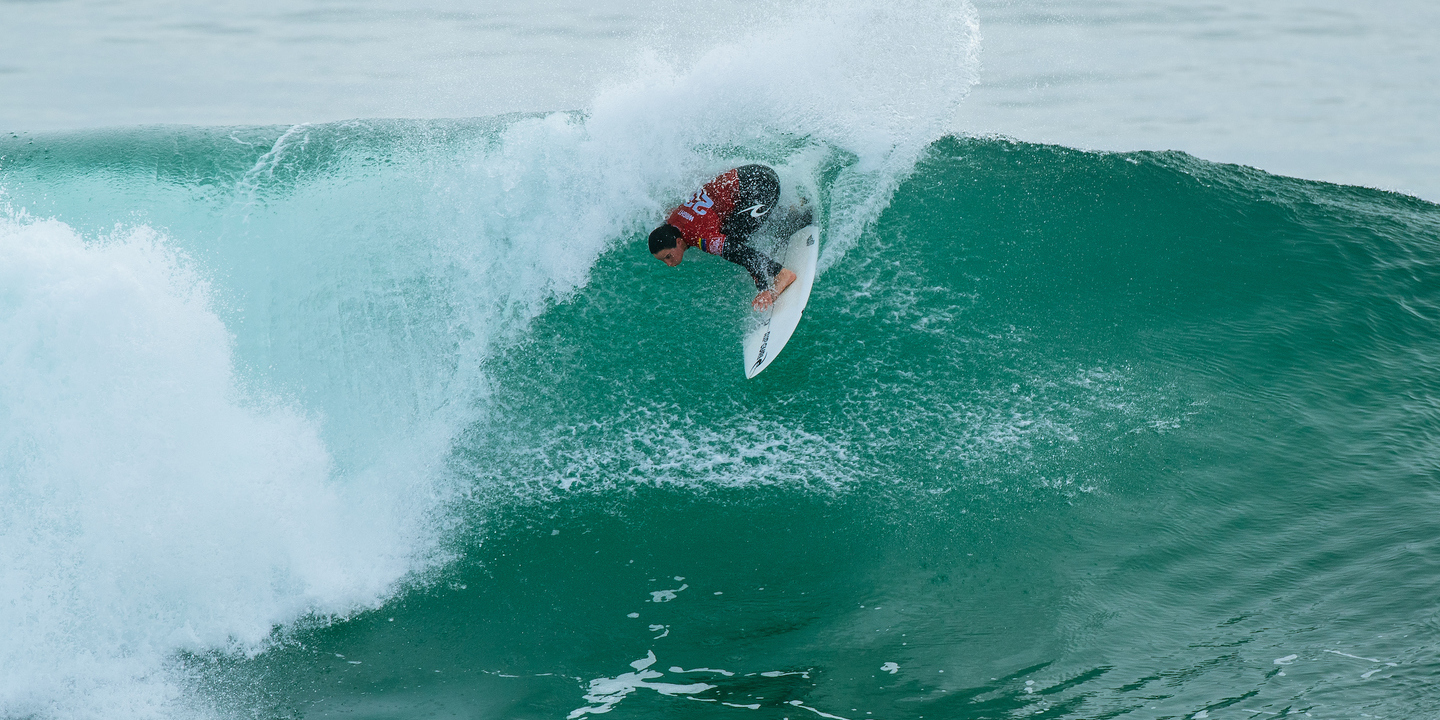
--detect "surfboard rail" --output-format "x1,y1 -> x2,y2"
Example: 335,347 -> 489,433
742,224 -> 819,378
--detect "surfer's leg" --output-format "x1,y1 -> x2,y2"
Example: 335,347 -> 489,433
723,165 -> 782,239
777,204 -> 813,235
735,164 -> 780,202
722,241 -> 784,290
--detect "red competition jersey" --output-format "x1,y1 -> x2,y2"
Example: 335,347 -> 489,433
665,169 -> 740,256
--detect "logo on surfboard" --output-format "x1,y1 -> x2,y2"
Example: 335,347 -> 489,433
750,329 -> 772,372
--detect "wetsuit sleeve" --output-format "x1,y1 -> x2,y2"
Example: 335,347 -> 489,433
720,240 -> 783,290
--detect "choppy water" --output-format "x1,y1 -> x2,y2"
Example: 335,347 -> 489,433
4,1 -> 1440,719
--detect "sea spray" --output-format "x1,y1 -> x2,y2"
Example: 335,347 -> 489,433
0,1 -> 989,716
584,0 -> 981,266
0,215 -> 421,719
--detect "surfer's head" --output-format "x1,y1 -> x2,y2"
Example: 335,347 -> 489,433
649,224 -> 684,267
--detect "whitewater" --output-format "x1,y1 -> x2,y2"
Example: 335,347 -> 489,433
3,1 -> 1440,719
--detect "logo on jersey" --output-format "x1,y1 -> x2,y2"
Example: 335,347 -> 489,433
684,190 -> 715,216
739,203 -> 769,218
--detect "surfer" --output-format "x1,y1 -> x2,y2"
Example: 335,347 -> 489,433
649,164 -> 811,311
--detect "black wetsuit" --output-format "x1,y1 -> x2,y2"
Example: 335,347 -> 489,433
665,164 -> 809,289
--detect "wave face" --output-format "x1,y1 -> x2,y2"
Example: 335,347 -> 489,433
0,2 -> 982,717
8,120 -> 1440,718
5,8 -> 1440,720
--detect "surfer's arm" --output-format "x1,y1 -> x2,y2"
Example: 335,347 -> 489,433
721,242 -> 784,291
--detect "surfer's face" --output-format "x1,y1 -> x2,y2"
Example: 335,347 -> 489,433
654,246 -> 683,267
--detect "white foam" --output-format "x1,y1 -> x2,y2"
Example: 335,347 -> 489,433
669,667 -> 736,677
1323,649 -> 1390,664
564,649 -> 841,718
504,405 -> 859,495
582,0 -> 981,269
566,651 -> 716,719
787,699 -> 853,720
0,215 -> 427,719
1322,649 -> 1398,679
0,2 -> 985,715
649,584 -> 689,602
386,0 -> 985,507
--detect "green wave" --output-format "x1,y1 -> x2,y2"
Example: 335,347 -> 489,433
5,124 -> 1440,719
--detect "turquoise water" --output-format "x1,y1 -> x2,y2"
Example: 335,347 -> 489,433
5,119 -> 1439,719
4,2 -> 1440,715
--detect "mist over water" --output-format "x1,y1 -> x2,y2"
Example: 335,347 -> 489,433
964,0 -> 1440,200
4,1 -> 1440,719
4,0 -> 1437,200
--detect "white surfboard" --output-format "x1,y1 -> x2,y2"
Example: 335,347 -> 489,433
742,224 -> 820,378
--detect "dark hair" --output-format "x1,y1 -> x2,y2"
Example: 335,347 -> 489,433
649,224 -> 682,254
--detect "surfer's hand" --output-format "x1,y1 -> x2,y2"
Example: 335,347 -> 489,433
752,289 -> 777,311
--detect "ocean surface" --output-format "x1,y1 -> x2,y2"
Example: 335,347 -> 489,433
5,0 -> 1439,200
3,1 -> 1440,719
